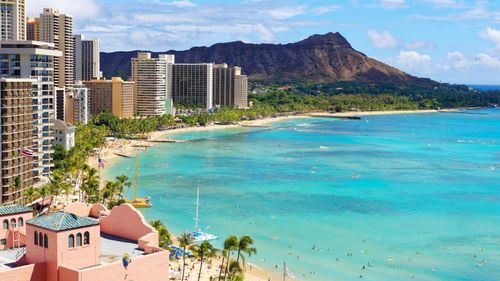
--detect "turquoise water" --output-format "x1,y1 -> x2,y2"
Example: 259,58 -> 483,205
107,109 -> 500,281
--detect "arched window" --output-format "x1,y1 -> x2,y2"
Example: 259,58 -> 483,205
38,232 -> 43,247
9,218 -> 16,228
43,234 -> 48,248
68,234 -> 75,248
76,233 -> 82,247
34,231 -> 38,245
83,232 -> 90,245
2,220 -> 8,229
18,217 -> 23,227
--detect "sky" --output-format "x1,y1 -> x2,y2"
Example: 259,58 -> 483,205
26,0 -> 500,84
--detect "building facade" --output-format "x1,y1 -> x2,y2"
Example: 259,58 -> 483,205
74,34 -> 100,82
54,87 -> 65,121
233,67 -> 249,109
26,17 -> 39,41
65,83 -> 89,125
0,0 -> 25,41
131,52 -> 174,116
39,8 -> 74,89
84,77 -> 135,118
53,120 -> 75,150
171,63 -> 214,110
212,64 -> 248,108
0,40 -> 62,183
0,79 -> 35,204
0,203 -> 169,281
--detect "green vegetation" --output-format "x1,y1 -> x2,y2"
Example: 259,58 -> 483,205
189,241 -> 218,281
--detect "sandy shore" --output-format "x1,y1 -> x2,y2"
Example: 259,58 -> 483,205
168,256 -> 284,281
307,108 -> 458,117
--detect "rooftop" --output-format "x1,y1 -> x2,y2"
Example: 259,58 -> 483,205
0,248 -> 18,272
27,212 -> 99,232
99,234 -> 145,265
54,119 -> 76,130
0,205 -> 32,216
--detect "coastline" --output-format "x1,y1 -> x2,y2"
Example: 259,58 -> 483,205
91,108 -> 462,281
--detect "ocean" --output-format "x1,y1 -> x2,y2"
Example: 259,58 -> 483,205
467,85 -> 500,91
107,108 -> 500,281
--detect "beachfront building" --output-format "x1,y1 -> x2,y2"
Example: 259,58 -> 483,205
171,63 -> 214,110
74,34 -> 101,82
0,40 -> 62,185
0,0 -> 26,41
53,120 -> 75,150
131,52 -> 174,116
0,204 -> 32,250
0,79 -> 35,204
65,82 -> 90,125
213,64 -> 248,109
84,77 -> 135,118
25,17 -> 39,41
0,203 -> 169,281
39,8 -> 74,89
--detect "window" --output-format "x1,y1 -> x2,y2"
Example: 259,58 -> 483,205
43,234 -> 48,248
10,218 -> 16,228
38,232 -> 43,247
83,232 -> 90,245
34,231 -> 38,245
0,239 -> 6,245
18,217 -> 23,227
2,219 -> 8,229
68,234 -> 74,248
76,233 -> 82,247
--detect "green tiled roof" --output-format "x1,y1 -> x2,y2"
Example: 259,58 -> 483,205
0,204 -> 32,216
27,212 -> 99,232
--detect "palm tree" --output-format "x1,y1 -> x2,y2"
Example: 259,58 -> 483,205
227,260 -> 243,281
23,187 -> 40,206
11,176 -> 21,204
189,241 -> 218,281
115,175 -> 131,199
236,236 -> 257,266
178,232 -> 194,281
150,220 -> 172,248
221,235 -> 238,281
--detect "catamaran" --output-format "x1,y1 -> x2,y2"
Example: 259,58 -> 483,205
126,155 -> 152,208
192,188 -> 218,242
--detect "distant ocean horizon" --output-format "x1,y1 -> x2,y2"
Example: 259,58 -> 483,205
108,108 -> 500,281
466,84 -> 500,91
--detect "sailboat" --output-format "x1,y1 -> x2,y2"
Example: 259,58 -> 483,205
192,188 -> 217,242
126,155 -> 152,208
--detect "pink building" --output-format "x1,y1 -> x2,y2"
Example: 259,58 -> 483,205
0,203 -> 169,281
0,205 -> 32,250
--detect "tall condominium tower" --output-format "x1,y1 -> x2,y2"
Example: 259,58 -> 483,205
84,77 -> 135,118
26,17 -> 40,41
74,34 -> 101,81
171,63 -> 214,110
65,82 -> 90,125
0,40 -> 62,182
0,0 -> 25,40
131,52 -> 174,116
0,78 -> 35,204
213,64 -> 248,109
39,8 -> 74,88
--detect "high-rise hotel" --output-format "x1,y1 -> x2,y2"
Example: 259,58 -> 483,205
74,34 -> 101,81
0,41 -> 61,203
131,52 -> 174,116
171,63 -> 214,110
0,0 -> 25,41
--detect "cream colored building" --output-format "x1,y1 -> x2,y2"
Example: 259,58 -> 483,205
84,77 -> 135,118
131,52 -> 174,116
39,8 -> 74,88
213,64 -> 248,109
0,0 -> 25,40
74,34 -> 100,81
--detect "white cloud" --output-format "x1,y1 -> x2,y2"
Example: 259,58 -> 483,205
422,0 -> 463,8
414,0 -> 498,21
266,6 -> 305,19
166,0 -> 197,8
397,51 -> 431,68
367,30 -> 397,48
378,0 -> 406,9
480,27 -> 500,48
26,0 -> 100,19
404,41 -> 436,49
443,51 -> 500,69
313,5 -> 341,15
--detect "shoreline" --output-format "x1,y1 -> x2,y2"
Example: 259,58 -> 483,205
90,108 -> 464,280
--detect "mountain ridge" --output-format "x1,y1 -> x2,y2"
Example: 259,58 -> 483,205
100,32 -> 434,85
